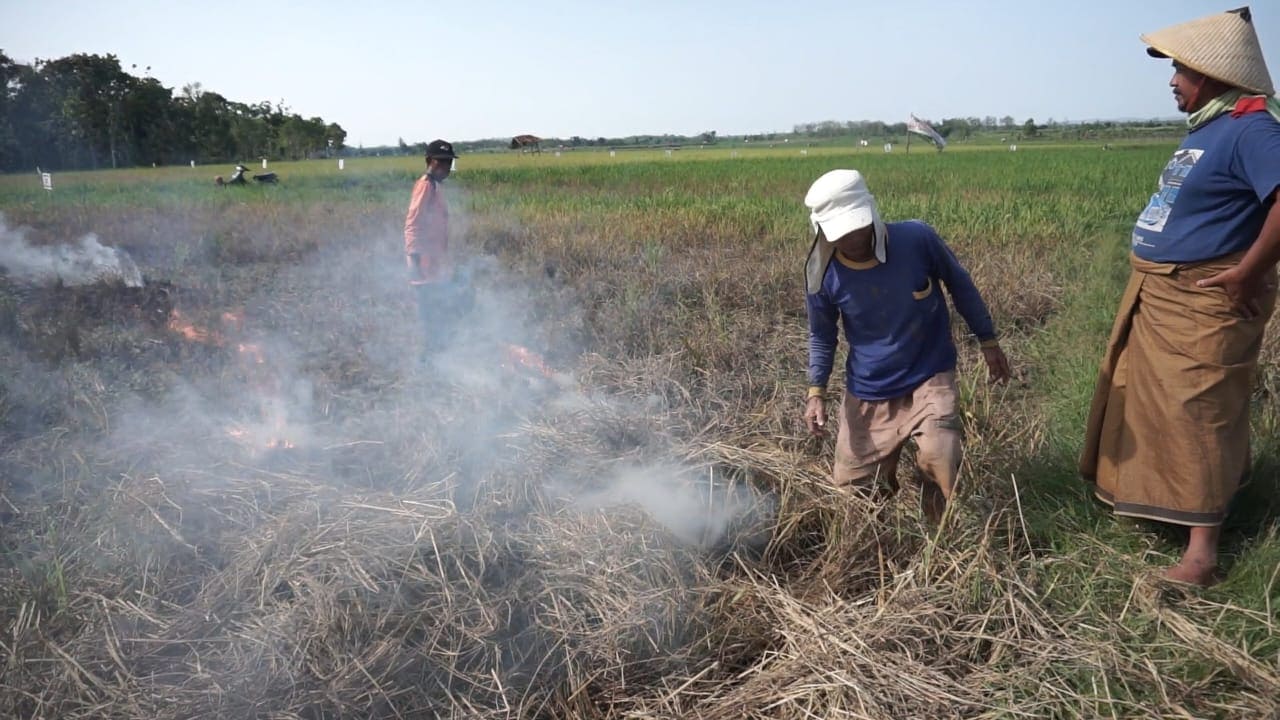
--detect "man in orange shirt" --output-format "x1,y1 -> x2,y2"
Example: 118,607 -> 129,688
404,139 -> 458,357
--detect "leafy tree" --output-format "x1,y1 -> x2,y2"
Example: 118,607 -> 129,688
0,52 -> 351,171
39,53 -> 136,168
0,51 -> 23,169
326,122 -> 347,153
122,76 -> 175,165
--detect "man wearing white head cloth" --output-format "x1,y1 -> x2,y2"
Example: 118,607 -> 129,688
803,169 -> 1010,521
1081,6 -> 1280,586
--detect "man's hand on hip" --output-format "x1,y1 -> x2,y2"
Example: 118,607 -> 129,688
1197,264 -> 1275,319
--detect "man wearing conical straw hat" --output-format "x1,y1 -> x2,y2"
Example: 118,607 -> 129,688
1081,7 -> 1280,586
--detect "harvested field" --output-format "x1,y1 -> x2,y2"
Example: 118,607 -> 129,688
1,147 -> 1277,718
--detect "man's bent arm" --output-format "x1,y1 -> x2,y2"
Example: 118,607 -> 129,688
1236,189 -> 1280,280
929,230 -> 997,345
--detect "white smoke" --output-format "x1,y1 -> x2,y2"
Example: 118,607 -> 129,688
573,462 -> 769,548
0,213 -> 143,288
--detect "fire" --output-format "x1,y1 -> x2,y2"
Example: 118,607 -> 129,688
167,309 -> 220,344
166,308 -> 249,347
237,342 -> 266,365
225,424 -> 297,451
502,343 -> 555,379
220,311 -> 245,334
166,305 -> 301,452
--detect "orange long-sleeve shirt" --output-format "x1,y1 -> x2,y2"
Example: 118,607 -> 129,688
404,175 -> 448,284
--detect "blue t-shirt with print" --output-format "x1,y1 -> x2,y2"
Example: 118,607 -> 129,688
1132,111 -> 1280,263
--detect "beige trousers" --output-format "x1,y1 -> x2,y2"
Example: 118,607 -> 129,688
833,371 -> 963,497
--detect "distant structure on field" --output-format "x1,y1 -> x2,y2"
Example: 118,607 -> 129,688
510,134 -> 543,154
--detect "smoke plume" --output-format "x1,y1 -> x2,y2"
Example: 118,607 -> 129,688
0,212 -> 143,287
573,462 -> 766,548
0,185 -> 776,719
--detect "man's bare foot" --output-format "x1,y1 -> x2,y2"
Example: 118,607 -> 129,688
920,479 -> 947,525
1164,525 -> 1223,587
1162,559 -> 1220,587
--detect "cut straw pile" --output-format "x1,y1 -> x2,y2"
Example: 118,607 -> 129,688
2,245 -> 1278,719
4,379 -> 1278,719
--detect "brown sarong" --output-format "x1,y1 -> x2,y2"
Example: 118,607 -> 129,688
1080,252 -> 1276,526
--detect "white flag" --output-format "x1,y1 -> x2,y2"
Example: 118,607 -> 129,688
907,115 -> 947,149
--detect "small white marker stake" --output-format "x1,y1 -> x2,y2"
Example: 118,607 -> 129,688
41,172 -> 52,191
190,160 -> 196,168
262,158 -> 268,169
1010,144 -> 1017,152
884,143 -> 892,153
338,158 -> 344,170
800,149 -> 808,156
609,151 -> 616,157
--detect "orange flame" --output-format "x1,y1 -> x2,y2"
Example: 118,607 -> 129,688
167,309 -> 220,344
166,308 -> 251,346
503,343 -> 555,378
220,311 -> 245,334
236,343 -> 266,365
225,425 -> 296,450
170,306 -> 299,451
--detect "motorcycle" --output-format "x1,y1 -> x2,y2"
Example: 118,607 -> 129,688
215,164 -> 278,186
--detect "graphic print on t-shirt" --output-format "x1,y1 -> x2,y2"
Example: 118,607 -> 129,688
1135,148 -> 1204,236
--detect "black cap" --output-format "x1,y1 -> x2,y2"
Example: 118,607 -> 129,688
426,139 -> 458,159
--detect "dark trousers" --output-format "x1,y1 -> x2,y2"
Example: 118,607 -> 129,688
414,280 -> 473,358
415,282 -> 446,356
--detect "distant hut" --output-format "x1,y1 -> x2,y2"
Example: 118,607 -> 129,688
509,134 -> 543,154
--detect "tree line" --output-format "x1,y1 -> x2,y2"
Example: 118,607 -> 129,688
793,116 -> 1184,142
0,51 -> 347,172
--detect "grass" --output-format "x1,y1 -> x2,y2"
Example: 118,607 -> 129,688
0,143 -> 1277,718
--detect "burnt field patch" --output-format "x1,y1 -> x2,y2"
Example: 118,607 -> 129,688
2,149 -> 1278,718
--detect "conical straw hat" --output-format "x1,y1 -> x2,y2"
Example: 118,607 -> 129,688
1141,6 -> 1274,95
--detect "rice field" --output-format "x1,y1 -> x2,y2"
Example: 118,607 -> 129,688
1,143 -> 1277,718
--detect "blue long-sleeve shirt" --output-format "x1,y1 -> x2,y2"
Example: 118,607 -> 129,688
806,220 -> 996,401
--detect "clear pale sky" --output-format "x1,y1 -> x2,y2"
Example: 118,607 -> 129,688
2,0 -> 1277,147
